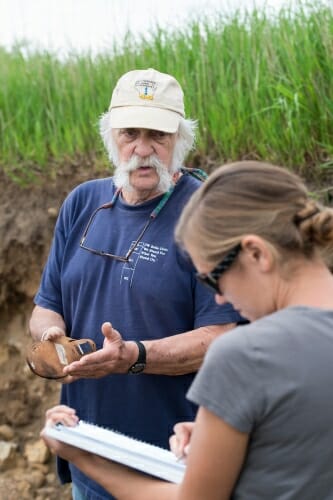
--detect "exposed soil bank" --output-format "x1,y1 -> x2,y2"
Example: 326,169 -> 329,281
0,162 -> 109,499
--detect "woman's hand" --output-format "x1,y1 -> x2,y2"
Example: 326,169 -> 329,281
40,405 -> 85,462
169,421 -> 194,461
43,404 -> 79,427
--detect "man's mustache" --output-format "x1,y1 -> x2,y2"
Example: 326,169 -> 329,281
118,155 -> 164,173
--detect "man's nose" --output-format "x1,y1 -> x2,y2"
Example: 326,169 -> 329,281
134,136 -> 154,157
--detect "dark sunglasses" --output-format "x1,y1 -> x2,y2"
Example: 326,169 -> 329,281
196,244 -> 242,294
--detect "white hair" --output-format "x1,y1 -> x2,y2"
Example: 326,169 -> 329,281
99,111 -> 197,172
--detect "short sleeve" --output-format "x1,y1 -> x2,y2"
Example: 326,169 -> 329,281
33,186 -> 79,315
34,209 -> 67,315
187,325 -> 264,433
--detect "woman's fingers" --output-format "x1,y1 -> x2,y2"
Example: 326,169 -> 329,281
44,405 -> 79,427
169,421 -> 195,460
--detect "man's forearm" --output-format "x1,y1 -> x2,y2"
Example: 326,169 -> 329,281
29,305 -> 66,341
33,320 -> 236,379
143,323 -> 236,375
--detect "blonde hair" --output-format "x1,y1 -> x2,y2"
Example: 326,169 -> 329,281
175,161 -> 333,269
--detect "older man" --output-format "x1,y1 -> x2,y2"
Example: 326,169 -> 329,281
29,68 -> 243,500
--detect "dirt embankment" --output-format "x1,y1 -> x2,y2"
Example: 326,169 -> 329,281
0,161 -> 109,499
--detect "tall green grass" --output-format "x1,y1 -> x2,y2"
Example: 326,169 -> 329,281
1,2 -> 333,182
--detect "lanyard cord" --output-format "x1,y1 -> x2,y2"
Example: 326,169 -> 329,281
96,167 -> 207,241
106,167 -> 207,214
81,169 -> 207,260
106,185 -> 175,220
180,167 -> 208,182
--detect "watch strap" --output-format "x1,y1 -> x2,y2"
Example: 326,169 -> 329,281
128,340 -> 146,374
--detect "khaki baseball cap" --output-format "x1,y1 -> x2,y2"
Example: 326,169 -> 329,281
109,68 -> 185,133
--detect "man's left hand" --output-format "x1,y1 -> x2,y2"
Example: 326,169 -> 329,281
62,322 -> 138,380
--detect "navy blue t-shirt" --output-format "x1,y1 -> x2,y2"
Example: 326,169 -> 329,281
35,173 -> 243,499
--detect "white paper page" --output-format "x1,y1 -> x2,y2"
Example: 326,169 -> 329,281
45,421 -> 186,484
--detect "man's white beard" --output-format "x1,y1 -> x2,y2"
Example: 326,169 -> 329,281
113,155 -> 174,193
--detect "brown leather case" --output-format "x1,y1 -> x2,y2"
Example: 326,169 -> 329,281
26,336 -> 96,379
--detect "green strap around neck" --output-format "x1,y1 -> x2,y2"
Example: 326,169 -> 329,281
180,167 -> 208,182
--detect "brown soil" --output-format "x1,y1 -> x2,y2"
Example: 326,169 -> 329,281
0,161 -> 110,500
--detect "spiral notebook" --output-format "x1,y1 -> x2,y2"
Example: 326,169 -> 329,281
45,421 -> 186,484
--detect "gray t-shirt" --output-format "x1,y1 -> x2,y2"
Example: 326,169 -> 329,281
188,306 -> 333,499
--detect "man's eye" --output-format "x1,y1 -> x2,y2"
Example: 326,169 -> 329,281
120,129 -> 137,138
151,131 -> 168,140
126,131 -> 137,138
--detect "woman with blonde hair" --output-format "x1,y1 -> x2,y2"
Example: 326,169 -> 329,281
42,161 -> 333,499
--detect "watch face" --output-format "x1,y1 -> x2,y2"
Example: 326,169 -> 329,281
129,363 -> 145,374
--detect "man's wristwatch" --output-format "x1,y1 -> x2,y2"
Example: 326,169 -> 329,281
128,340 -> 146,374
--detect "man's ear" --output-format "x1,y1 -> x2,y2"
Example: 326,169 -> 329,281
240,235 -> 274,272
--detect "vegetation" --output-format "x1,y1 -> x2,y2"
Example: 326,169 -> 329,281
1,2 -> 333,183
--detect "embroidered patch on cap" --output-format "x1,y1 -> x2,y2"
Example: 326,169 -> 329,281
135,79 -> 157,100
